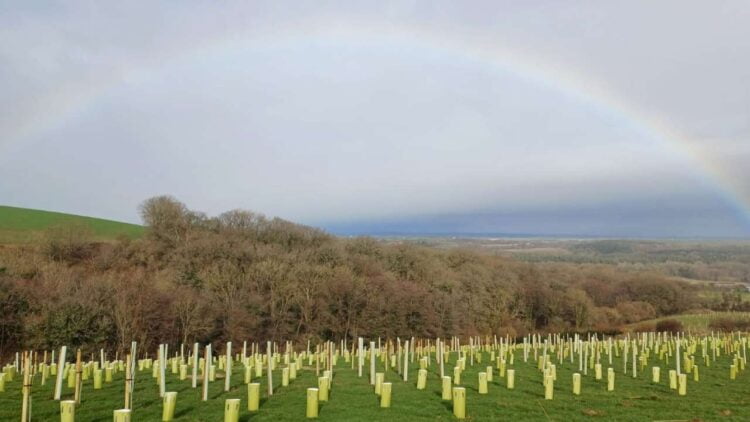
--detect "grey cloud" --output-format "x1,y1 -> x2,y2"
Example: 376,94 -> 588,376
0,1 -> 748,237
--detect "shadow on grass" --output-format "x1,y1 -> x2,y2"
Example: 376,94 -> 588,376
239,413 -> 257,422
441,399 -> 453,413
174,405 -> 193,418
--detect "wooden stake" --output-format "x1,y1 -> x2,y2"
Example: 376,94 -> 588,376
74,349 -> 82,404
267,341 -> 273,396
159,344 -> 166,397
191,343 -> 199,389
21,352 -> 31,422
357,337 -> 364,377
124,354 -> 131,409
403,340 -> 409,382
370,342 -> 376,385
126,341 -> 137,409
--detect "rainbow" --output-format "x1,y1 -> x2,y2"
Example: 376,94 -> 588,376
6,20 -> 749,226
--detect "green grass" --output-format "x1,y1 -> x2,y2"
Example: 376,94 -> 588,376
0,206 -> 144,243
1,348 -> 748,421
628,312 -> 750,333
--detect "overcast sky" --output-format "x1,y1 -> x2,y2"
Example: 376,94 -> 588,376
1,1 -> 749,238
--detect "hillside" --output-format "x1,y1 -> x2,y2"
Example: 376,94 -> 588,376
623,311 -> 750,333
0,205 -> 144,243
0,196 -> 714,356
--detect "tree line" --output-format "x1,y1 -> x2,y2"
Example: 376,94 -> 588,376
0,196 -> 709,357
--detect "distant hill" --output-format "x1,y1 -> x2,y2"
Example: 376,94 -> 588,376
0,206 -> 144,243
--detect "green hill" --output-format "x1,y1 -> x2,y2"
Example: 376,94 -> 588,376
0,205 -> 144,243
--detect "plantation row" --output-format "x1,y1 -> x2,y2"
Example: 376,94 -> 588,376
1,332 -> 749,421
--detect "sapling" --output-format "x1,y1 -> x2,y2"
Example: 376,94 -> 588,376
375,372 -> 384,395
380,382 -> 392,408
248,383 -> 260,411
306,388 -> 319,418
113,409 -> 131,422
93,369 -> 102,389
478,372 -> 488,394
507,369 -> 515,389
417,368 -> 427,390
162,392 -> 177,421
244,364 -> 252,384
452,387 -> 466,419
442,376 -> 452,400
318,377 -> 329,401
678,373 -> 687,396
60,400 -> 75,422
224,398 -> 240,422
544,373 -> 553,400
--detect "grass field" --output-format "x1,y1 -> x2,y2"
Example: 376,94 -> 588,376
1,344 -> 748,421
0,206 -> 143,243
627,312 -> 750,333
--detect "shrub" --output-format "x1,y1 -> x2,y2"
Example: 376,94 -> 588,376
616,301 -> 657,323
630,322 -> 656,333
43,223 -> 95,264
655,318 -> 683,333
708,317 -> 750,332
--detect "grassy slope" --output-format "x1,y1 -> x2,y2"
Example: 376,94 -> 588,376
0,348 -> 746,421
627,312 -> 750,333
0,206 -> 143,243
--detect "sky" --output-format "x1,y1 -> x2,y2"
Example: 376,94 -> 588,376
1,1 -> 749,238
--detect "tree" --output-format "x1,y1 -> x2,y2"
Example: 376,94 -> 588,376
43,223 -> 94,264
0,278 -> 27,358
562,289 -> 594,331
655,319 -> 683,333
139,196 -> 192,248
